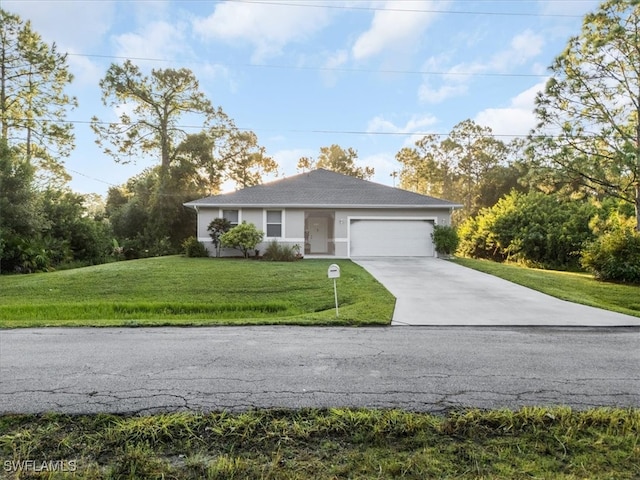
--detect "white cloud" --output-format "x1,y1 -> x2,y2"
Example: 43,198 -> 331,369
3,0 -> 114,50
367,113 -> 437,134
352,0 -> 446,61
367,113 -> 438,147
417,29 -> 544,104
319,49 -> 350,86
193,1 -> 331,61
113,21 -> 189,61
325,50 -> 349,69
418,82 -> 468,103
487,30 -> 544,71
474,80 -> 547,136
67,53 -> 104,87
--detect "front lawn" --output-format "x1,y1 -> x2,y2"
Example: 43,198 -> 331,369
0,257 -> 395,327
453,257 -> 640,318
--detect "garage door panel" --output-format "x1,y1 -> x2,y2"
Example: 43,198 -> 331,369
350,219 -> 434,257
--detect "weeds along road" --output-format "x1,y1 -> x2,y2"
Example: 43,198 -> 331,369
1,326 -> 638,414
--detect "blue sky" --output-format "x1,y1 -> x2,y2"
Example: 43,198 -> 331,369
4,0 -> 600,197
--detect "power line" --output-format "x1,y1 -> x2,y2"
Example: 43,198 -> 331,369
66,168 -> 118,187
64,52 -> 548,78
224,0 -> 586,18
9,0 -> 591,18
8,115 -> 541,138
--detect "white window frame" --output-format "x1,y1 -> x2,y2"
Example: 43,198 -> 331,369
264,209 -> 284,238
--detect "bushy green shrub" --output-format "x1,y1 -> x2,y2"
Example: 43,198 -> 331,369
262,240 -> 299,261
182,236 -> 209,258
431,225 -> 459,256
581,228 -> 640,283
457,191 -> 596,269
220,222 -> 264,258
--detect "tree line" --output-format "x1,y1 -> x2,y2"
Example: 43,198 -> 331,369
1,1 -> 639,281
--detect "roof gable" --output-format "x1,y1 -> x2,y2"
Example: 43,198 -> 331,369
185,169 -> 460,208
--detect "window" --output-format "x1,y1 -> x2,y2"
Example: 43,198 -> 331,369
266,210 -> 282,237
222,209 -> 239,227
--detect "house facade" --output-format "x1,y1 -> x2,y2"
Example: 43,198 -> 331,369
184,169 -> 460,258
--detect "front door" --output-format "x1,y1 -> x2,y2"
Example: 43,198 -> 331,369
309,217 -> 329,253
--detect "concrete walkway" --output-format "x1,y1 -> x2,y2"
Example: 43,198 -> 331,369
354,258 -> 640,327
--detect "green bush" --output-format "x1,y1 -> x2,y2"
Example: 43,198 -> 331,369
431,225 -> 459,256
581,228 -> 640,283
182,236 -> 209,258
220,222 -> 264,258
457,191 -> 596,270
262,240 -> 299,261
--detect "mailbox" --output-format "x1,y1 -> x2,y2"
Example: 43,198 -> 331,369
327,264 -> 341,279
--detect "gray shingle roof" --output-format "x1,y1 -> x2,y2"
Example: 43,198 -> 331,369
184,169 -> 460,208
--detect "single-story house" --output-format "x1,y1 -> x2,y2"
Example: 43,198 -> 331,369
184,168 -> 461,258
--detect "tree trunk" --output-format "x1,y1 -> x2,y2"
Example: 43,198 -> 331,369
635,184 -> 640,232
1,47 -> 6,140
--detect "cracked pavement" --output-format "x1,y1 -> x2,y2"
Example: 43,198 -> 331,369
1,326 -> 638,414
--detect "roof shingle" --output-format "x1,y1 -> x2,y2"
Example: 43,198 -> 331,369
184,169 -> 460,208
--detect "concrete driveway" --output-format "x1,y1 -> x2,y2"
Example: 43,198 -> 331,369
354,258 -> 640,326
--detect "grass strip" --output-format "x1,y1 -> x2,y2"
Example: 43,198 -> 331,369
0,407 -> 638,479
453,257 -> 640,318
0,302 -> 291,320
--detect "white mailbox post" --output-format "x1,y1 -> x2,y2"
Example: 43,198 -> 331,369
327,264 -> 340,317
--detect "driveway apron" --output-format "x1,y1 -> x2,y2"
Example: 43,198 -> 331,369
353,258 -> 640,326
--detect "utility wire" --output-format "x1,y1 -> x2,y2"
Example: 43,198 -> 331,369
64,52 -> 548,78
8,115 -> 544,138
223,0 -> 586,18
66,168 -> 118,187
11,0 -> 590,18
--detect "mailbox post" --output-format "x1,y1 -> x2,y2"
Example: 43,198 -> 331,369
327,264 -> 340,317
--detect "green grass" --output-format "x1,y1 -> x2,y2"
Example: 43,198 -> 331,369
0,256 -> 395,327
453,257 -> 640,318
1,407 -> 638,479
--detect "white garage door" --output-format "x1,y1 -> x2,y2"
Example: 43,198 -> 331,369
349,219 -> 435,257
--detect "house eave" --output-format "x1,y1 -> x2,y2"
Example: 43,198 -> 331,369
183,202 -> 462,210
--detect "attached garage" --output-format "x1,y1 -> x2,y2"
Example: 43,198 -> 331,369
349,218 -> 435,257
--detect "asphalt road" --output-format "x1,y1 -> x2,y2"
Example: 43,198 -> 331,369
1,327 -> 638,414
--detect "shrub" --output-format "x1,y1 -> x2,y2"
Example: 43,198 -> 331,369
207,218 -> 232,257
220,222 -> 264,258
431,225 -> 459,256
262,240 -> 297,261
457,191 -> 596,270
581,228 -> 640,283
182,236 -> 209,258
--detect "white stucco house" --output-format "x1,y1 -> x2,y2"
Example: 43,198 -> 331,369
184,169 -> 461,258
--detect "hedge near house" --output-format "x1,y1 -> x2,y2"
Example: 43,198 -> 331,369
431,225 -> 459,257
